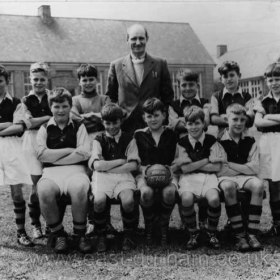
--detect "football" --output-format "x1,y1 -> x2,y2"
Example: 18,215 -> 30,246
145,164 -> 171,189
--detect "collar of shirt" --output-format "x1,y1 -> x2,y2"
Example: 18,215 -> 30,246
180,94 -> 201,106
28,89 -> 49,101
220,128 -> 245,141
222,87 -> 243,99
188,132 -> 205,149
0,92 -> 13,102
262,91 -> 280,102
105,130 -> 122,143
131,53 -> 146,64
46,117 -> 74,128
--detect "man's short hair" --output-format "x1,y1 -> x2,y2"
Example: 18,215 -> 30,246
49,87 -> 72,107
264,62 -> 280,78
177,69 -> 199,84
77,64 -> 98,80
142,98 -> 165,115
184,106 -> 205,123
101,103 -> 123,122
0,64 -> 10,83
226,103 -> 247,116
218,61 -> 241,76
30,62 -> 49,76
126,24 -> 149,40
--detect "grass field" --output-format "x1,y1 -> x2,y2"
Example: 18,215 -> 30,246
1,182 -> 280,280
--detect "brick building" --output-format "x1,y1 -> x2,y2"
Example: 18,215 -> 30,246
0,5 -> 215,99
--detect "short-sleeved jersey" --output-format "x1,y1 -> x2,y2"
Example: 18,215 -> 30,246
0,95 -> 20,123
211,89 -> 251,116
134,127 -> 177,166
44,119 -> 81,150
178,134 -> 216,162
22,91 -> 52,119
95,131 -> 133,161
219,129 -> 259,175
258,92 -> 280,133
171,97 -> 208,118
219,133 -> 255,164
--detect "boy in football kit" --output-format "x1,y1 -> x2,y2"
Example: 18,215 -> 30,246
21,62 -> 52,238
210,61 -> 254,139
88,103 -> 139,252
37,88 -> 92,254
0,64 -> 33,246
219,103 -> 264,251
172,106 -> 225,249
169,69 -> 210,137
134,98 -> 177,245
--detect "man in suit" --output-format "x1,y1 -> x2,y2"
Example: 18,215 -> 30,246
105,23 -> 174,133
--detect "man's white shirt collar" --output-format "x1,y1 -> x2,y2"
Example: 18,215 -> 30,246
188,132 -> 205,148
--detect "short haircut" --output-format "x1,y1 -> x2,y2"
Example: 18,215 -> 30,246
48,87 -> 72,107
101,103 -> 123,122
0,64 -> 10,83
77,64 -> 98,80
142,97 -> 166,115
264,62 -> 280,78
218,61 -> 241,76
226,103 -> 247,116
30,62 -> 49,76
126,23 -> 149,40
184,106 -> 205,123
177,69 -> 199,84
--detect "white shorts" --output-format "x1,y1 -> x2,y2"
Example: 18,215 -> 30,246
39,165 -> 90,195
0,136 -> 32,186
259,133 -> 280,181
136,174 -> 178,190
91,171 -> 136,199
178,173 -> 219,198
22,130 -> 42,176
218,175 -> 256,190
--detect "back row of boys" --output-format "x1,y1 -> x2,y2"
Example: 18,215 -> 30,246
1,59 -> 280,254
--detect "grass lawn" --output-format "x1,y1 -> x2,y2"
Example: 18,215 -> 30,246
1,183 -> 280,280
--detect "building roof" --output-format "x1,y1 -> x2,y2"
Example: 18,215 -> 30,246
0,14 -> 215,66
214,42 -> 280,80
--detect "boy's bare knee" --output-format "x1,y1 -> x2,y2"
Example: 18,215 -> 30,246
220,181 -> 236,200
162,186 -> 176,204
141,187 -> 154,205
181,193 -> 194,207
94,194 -> 107,212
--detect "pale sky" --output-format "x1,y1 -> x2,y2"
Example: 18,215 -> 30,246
0,0 -> 279,57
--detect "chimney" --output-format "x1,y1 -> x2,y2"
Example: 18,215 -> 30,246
38,5 -> 52,24
217,45 -> 228,58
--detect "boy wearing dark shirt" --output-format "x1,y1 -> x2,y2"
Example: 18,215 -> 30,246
210,61 -> 254,139
219,103 -> 264,251
37,88 -> 92,254
88,103 -> 139,252
134,98 -> 177,245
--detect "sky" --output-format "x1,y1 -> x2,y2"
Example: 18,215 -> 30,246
0,0 -> 279,57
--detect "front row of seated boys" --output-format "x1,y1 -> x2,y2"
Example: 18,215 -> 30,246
33,85 -> 263,254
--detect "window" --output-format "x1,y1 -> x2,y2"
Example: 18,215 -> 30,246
8,71 -> 14,96
23,71 -> 32,96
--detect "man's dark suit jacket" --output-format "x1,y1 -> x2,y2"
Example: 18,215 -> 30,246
105,53 -> 174,133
